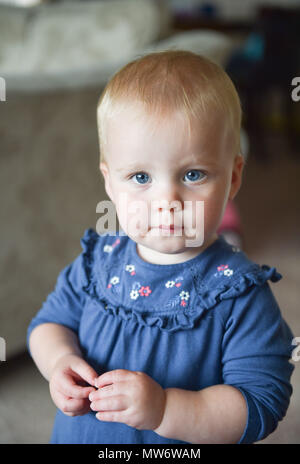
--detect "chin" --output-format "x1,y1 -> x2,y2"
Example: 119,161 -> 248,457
142,235 -> 188,255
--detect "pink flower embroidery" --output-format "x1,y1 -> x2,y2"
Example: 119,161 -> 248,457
112,238 -> 120,248
180,300 -> 187,307
217,264 -> 228,272
139,286 -> 152,297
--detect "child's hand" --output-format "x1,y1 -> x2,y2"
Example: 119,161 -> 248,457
49,354 -> 98,417
90,369 -> 166,431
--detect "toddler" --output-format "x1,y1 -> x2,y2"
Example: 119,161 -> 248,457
27,51 -> 294,444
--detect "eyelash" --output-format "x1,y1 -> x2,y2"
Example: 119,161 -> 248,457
129,170 -> 207,185
130,172 -> 150,185
183,170 -> 206,183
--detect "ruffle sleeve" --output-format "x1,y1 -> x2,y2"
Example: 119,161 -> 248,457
195,264 -> 282,311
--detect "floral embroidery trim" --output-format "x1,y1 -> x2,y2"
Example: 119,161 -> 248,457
165,280 -> 175,288
179,290 -> 190,307
139,286 -> 152,297
112,238 -> 121,248
180,291 -> 189,301
130,289 -> 139,300
125,264 -> 136,276
217,264 -> 228,272
107,275 -> 120,288
224,269 -> 233,276
103,238 -> 121,253
165,277 -> 188,308
214,264 -> 234,277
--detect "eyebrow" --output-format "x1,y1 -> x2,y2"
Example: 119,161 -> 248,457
116,164 -> 149,173
116,159 -> 218,173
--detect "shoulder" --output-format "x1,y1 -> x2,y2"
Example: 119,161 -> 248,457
193,237 -> 282,316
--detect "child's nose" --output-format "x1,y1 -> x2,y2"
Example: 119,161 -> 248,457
154,184 -> 183,209
155,198 -> 183,214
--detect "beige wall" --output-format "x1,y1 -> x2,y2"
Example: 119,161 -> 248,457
0,87 -> 108,358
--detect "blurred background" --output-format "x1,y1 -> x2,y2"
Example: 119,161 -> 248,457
0,0 -> 299,443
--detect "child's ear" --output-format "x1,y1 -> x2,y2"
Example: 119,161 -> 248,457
99,162 -> 114,203
229,154 -> 244,201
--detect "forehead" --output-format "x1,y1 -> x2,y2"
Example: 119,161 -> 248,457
103,103 -> 231,167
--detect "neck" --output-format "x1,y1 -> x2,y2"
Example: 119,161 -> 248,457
136,234 -> 218,265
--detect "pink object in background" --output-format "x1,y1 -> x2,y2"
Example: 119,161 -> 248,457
217,200 -> 243,248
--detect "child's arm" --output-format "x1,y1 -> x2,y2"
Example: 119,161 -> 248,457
91,369 -> 246,444
29,322 -> 87,381
29,323 -> 98,416
91,282 -> 294,443
153,384 -> 247,444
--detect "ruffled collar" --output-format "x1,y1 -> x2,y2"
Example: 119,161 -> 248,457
80,229 -> 282,333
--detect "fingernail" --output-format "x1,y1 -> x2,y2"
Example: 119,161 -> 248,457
89,392 -> 94,401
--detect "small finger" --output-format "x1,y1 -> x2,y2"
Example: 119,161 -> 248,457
95,411 -> 123,423
59,375 -> 96,399
65,401 -> 91,417
54,390 -> 86,415
70,359 -> 98,387
95,369 -> 133,388
62,397 -> 88,414
90,395 -> 127,413
89,383 -> 115,402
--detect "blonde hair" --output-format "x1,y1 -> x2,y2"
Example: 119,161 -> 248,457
97,50 -> 242,163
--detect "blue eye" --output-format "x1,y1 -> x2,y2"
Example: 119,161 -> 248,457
184,170 -> 205,182
132,172 -> 150,184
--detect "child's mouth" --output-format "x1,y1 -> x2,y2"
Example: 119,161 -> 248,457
158,225 -> 183,232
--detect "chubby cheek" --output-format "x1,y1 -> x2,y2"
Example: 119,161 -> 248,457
115,193 -> 150,237
189,180 -> 229,235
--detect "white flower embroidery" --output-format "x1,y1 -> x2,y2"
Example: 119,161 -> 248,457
126,264 -> 135,273
180,291 -> 190,301
130,289 -> 139,300
110,276 -> 120,285
224,269 -> 233,277
103,245 -> 113,253
165,280 -> 175,288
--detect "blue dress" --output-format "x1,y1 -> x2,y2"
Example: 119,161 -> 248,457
27,229 -> 294,444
